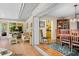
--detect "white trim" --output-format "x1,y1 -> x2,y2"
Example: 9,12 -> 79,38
19,3 -> 25,18
34,46 -> 49,56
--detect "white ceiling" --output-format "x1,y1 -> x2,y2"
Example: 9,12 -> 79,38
40,3 -> 79,18
0,3 -> 21,20
20,3 -> 39,20
0,3 -> 39,21
0,3 -> 79,21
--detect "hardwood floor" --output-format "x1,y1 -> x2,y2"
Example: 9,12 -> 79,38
39,44 -> 63,56
0,39 -> 41,56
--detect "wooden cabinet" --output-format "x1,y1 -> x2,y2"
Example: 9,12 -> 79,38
57,19 -> 69,29
56,19 -> 70,44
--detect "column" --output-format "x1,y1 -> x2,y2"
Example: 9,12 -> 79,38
32,16 -> 40,45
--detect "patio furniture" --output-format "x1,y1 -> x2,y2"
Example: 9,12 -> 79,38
1,32 -> 7,36
22,33 -> 29,43
0,48 -> 12,56
9,34 -> 17,44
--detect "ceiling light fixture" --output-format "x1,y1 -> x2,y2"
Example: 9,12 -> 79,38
70,4 -> 79,22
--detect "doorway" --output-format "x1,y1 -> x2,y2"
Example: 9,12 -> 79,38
39,19 -> 52,44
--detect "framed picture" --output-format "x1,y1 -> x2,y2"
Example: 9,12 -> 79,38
39,21 -> 45,27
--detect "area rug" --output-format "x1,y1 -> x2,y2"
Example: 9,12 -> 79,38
48,44 -> 79,56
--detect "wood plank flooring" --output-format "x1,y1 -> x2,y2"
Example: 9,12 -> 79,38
0,39 -> 41,56
39,44 -> 63,56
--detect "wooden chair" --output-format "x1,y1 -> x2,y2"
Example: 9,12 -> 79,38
60,29 -> 71,48
70,30 -> 79,50
56,29 -> 61,44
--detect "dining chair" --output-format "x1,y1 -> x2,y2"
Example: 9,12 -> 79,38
40,30 -> 48,43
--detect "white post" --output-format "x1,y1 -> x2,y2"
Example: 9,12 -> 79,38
32,16 -> 40,45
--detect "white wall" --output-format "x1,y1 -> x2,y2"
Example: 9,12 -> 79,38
0,19 -> 24,23
70,21 -> 77,29
65,16 -> 77,29
33,17 -> 39,45
25,16 -> 33,45
52,17 -> 57,40
39,19 -> 46,37
25,16 -> 40,45
39,16 -> 57,42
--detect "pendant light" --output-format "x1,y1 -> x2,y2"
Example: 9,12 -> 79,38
70,4 -> 78,22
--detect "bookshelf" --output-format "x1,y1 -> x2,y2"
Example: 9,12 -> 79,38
56,19 -> 70,44
57,19 -> 69,29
